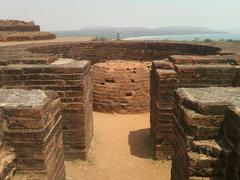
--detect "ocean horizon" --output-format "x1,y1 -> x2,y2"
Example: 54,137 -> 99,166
123,33 -> 240,41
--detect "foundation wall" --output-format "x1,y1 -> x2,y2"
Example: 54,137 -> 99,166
150,55 -> 240,159
0,60 -> 93,160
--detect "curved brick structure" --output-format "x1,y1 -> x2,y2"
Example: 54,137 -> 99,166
0,41 -> 222,65
27,41 -> 221,63
93,60 -> 151,113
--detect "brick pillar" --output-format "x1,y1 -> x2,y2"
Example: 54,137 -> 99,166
150,60 -> 179,159
0,89 -> 66,180
1,59 -> 93,160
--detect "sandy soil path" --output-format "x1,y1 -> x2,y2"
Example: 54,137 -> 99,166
65,112 -> 171,180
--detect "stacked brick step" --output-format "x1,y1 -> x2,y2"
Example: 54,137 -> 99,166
0,59 -> 93,160
150,55 -> 240,160
0,89 -> 66,180
171,87 -> 240,180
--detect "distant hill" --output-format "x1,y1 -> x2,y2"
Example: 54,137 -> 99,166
54,27 -> 225,40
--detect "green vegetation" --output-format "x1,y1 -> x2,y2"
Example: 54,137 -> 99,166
92,36 -> 107,41
203,38 -> 213,42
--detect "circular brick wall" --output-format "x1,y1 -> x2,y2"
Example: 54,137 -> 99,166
27,41 -> 221,64
93,60 -> 151,113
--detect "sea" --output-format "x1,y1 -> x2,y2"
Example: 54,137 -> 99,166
123,33 -> 240,41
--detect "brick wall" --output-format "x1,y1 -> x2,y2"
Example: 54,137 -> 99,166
93,60 -> 151,113
150,55 -> 240,159
0,59 -> 93,160
0,89 -> 66,180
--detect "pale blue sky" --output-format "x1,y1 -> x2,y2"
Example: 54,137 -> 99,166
0,0 -> 239,32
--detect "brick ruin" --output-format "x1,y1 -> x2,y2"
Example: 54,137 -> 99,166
150,55 -> 240,159
172,87 -> 240,180
0,20 -> 56,42
0,40 -> 239,179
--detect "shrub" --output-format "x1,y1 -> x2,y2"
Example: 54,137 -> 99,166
203,38 -> 212,42
92,36 -> 107,41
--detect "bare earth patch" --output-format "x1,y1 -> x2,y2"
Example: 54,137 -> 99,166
65,112 -> 171,180
0,36 -> 93,47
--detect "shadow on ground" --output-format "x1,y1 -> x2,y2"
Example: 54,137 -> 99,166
128,128 -> 155,159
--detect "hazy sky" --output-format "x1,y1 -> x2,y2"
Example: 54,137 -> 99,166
0,0 -> 240,32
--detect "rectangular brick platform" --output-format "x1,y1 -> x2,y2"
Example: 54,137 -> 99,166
0,89 -> 66,180
150,55 -> 240,159
0,59 -> 93,160
171,87 -> 240,180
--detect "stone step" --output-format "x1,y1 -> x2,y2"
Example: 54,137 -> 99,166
189,176 -> 220,180
191,139 -> 232,158
188,152 -> 223,177
190,177 -> 210,180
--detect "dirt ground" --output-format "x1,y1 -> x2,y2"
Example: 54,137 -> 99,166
65,112 -> 171,180
0,36 -> 92,47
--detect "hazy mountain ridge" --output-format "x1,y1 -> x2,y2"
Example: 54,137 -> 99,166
54,27 -> 225,39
